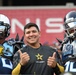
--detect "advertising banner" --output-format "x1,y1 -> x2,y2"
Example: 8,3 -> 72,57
0,7 -> 75,45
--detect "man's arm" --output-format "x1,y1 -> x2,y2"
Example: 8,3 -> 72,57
12,63 -> 21,75
12,51 -> 21,75
47,51 -> 64,75
57,63 -> 64,73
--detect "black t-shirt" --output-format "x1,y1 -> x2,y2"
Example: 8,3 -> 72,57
13,44 -> 62,75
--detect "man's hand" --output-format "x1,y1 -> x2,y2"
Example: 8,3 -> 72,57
47,52 -> 57,68
18,50 -> 30,66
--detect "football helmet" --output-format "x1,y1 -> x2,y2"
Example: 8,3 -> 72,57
0,14 -> 11,39
64,11 -> 76,38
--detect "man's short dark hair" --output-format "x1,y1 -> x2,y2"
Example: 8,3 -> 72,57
24,23 -> 39,33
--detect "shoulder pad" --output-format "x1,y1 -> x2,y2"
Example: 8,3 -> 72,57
7,38 -> 16,45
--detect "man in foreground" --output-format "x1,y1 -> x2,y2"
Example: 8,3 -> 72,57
12,22 -> 64,75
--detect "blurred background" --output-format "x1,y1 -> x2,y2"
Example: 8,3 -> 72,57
0,0 -> 76,46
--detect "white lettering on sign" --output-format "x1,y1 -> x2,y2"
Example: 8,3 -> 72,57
25,18 -> 40,30
11,19 -> 24,33
11,18 -> 41,33
46,18 -> 64,33
11,18 -> 63,34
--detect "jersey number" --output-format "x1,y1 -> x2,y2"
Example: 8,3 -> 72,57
65,61 -> 76,72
